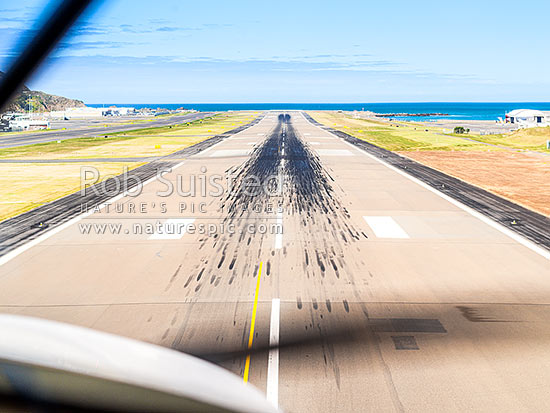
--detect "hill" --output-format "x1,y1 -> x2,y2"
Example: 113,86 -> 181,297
0,71 -> 85,113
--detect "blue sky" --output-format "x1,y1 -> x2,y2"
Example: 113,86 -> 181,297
1,0 -> 549,103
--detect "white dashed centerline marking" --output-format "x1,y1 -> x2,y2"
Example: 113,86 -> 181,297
267,298 -> 280,408
274,158 -> 285,249
363,216 -> 409,239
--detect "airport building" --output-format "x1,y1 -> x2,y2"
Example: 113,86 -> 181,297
46,106 -> 137,119
505,109 -> 550,127
2,114 -> 50,132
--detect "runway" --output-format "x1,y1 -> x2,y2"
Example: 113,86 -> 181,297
1,112 -> 550,412
0,111 -> 214,148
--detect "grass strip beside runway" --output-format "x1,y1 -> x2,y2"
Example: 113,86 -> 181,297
0,112 -> 259,222
308,111 -> 491,151
0,112 -> 257,160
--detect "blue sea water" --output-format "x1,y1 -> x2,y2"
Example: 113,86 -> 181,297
88,102 -> 550,121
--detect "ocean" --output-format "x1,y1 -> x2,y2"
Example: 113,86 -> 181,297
87,102 -> 550,121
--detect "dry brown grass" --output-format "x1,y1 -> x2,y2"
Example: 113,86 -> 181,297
399,151 -> 550,216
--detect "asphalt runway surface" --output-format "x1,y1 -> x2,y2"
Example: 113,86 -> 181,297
0,112 -> 214,148
1,112 -> 550,412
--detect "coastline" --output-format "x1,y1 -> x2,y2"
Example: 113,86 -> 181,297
87,102 -> 550,122
346,111 -> 517,134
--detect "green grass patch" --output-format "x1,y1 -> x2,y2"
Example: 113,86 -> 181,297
0,112 -> 256,160
308,111 -> 489,151
449,127 -> 550,152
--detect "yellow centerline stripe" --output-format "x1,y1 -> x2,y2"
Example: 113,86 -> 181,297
243,261 -> 263,383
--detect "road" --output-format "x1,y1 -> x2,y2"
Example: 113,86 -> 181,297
0,111 -> 215,148
1,112 -> 550,412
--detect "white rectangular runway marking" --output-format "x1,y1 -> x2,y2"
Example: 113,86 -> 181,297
317,149 -> 354,156
364,216 -> 409,239
267,298 -> 280,408
335,139 -> 550,260
149,218 -> 196,240
209,149 -> 249,157
274,159 -> 285,250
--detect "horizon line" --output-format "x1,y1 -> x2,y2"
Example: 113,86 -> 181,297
86,101 -> 550,105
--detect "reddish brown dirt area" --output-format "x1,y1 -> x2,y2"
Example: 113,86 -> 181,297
398,150 -> 550,217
